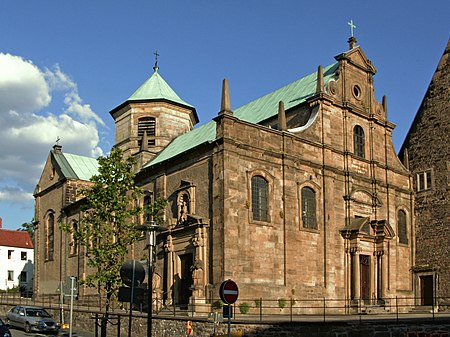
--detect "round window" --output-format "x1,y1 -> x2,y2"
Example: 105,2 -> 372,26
352,85 -> 362,99
328,80 -> 337,95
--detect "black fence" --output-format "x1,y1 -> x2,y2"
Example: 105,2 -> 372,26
1,292 -> 449,323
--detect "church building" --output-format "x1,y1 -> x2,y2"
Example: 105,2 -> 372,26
34,37 -> 415,313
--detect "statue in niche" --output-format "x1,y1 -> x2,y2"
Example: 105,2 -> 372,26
178,193 -> 190,223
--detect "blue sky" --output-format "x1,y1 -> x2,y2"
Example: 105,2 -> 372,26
0,1 -> 448,230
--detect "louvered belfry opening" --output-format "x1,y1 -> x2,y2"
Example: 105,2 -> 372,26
138,117 -> 156,147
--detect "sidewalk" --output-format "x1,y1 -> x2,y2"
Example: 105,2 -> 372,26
58,327 -> 96,337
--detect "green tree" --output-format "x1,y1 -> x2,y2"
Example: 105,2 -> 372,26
60,147 -> 166,337
19,221 -> 35,243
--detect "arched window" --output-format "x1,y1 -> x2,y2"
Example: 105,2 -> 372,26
398,210 -> 408,244
69,220 -> 78,256
301,187 -> 317,229
138,117 -> 156,147
45,212 -> 55,261
252,175 -> 269,222
354,125 -> 365,158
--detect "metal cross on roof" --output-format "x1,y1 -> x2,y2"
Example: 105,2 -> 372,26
56,136 -> 60,145
154,50 -> 160,68
348,20 -> 356,37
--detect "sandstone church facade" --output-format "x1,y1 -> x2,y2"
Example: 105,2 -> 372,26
34,37 -> 415,313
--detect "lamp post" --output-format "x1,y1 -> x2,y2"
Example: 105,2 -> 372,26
136,220 -> 164,337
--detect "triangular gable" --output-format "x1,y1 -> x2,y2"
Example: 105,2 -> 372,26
35,147 -> 98,195
36,151 -> 66,193
335,46 -> 377,74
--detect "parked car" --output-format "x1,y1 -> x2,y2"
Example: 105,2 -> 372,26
0,318 -> 11,337
6,305 -> 59,334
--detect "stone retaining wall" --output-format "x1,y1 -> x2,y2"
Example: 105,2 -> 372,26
1,304 -> 449,336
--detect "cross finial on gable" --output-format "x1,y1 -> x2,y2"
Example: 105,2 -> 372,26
348,20 -> 356,37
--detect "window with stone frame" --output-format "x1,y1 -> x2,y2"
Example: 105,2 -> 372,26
397,209 -> 408,244
21,251 -> 27,260
45,212 -> 55,261
138,117 -> 156,147
416,170 -> 432,192
7,250 -> 13,259
251,175 -> 269,222
353,125 -> 365,159
69,220 -> 78,256
7,270 -> 14,281
301,186 -> 317,229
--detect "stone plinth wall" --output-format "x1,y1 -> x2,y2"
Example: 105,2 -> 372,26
2,305 -> 450,337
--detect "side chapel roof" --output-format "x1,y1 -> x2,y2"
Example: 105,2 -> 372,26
52,147 -> 99,181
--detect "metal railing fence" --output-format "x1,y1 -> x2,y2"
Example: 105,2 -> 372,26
0,292 -> 449,323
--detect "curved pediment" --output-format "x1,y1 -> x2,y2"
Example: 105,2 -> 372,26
349,189 -> 382,207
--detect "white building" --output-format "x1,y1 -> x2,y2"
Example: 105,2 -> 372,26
0,220 -> 34,293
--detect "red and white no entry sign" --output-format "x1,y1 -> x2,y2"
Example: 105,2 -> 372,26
219,279 -> 239,304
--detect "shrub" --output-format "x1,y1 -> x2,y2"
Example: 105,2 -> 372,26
239,302 -> 250,314
278,298 -> 287,310
213,299 -> 224,309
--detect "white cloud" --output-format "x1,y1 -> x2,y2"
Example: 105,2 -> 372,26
0,53 -> 50,113
0,187 -> 34,203
0,53 -> 105,205
44,65 -> 105,126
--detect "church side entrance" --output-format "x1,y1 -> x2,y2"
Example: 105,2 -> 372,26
420,275 -> 434,306
178,253 -> 193,308
360,255 -> 371,304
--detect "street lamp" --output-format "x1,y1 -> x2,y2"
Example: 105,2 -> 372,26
135,220 -> 164,337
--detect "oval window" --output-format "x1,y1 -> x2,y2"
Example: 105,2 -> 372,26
353,85 -> 362,99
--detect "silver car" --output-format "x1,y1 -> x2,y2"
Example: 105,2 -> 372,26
6,305 -> 59,334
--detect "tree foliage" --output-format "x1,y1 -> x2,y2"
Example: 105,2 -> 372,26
60,147 -> 166,313
19,221 -> 35,243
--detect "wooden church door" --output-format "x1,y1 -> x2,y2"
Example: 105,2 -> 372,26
178,253 -> 193,308
360,255 -> 371,304
420,275 -> 434,306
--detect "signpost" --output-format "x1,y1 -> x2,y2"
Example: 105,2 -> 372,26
219,280 -> 239,337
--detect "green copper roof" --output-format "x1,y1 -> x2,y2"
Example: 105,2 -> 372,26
128,67 -> 194,108
147,121 -> 216,167
53,151 -> 99,181
144,62 -> 338,169
234,62 -> 338,123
